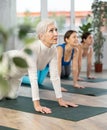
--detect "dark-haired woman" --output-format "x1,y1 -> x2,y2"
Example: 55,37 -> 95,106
57,30 -> 84,88
78,32 -> 95,80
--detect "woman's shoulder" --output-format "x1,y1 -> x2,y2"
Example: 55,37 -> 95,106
57,43 -> 66,48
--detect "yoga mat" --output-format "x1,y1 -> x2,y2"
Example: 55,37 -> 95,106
0,126 -> 17,130
22,80 -> 107,96
61,83 -> 107,96
62,76 -> 107,83
0,96 -> 107,121
21,75 -> 107,86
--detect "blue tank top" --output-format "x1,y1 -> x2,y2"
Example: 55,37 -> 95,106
57,43 -> 74,66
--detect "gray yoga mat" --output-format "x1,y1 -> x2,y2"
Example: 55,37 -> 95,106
22,81 -> 107,96
0,96 -> 107,121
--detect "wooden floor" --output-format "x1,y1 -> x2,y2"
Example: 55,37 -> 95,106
0,71 -> 107,130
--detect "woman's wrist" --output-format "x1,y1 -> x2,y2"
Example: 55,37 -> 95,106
33,100 -> 40,107
57,98 -> 63,104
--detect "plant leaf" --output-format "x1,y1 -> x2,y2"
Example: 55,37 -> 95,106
13,57 -> 28,68
0,54 -> 3,62
24,48 -> 32,55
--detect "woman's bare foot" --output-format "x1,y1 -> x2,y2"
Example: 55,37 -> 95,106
74,84 -> 85,88
78,77 -> 84,81
88,76 -> 96,79
61,87 -> 68,92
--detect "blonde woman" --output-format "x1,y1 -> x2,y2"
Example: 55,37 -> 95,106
0,19 -> 78,114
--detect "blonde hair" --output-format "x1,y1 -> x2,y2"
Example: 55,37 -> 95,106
36,18 -> 57,39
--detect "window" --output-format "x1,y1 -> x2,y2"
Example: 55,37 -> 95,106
75,0 -> 94,30
16,0 -> 40,26
48,0 -> 71,33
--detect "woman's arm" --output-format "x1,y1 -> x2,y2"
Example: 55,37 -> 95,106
72,48 -> 79,85
49,49 -> 78,108
77,45 -> 83,78
57,46 -> 63,76
87,46 -> 93,78
72,47 -> 84,88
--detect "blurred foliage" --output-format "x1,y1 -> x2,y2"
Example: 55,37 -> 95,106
17,11 -> 39,45
0,54 -> 3,62
13,57 -> 28,68
24,48 -> 33,55
22,10 -> 40,28
0,10 -> 38,90
18,24 -> 36,45
0,75 -> 10,96
18,24 -> 32,39
0,26 -> 9,54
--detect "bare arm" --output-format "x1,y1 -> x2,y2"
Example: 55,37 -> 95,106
72,47 -> 85,88
77,45 -> 83,78
87,47 -> 93,78
72,48 -> 79,86
57,46 -> 63,76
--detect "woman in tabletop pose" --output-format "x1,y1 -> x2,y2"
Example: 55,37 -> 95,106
57,30 -> 85,88
0,19 -> 78,114
78,32 -> 95,80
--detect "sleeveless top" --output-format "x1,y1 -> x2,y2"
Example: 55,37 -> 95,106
57,43 -> 74,66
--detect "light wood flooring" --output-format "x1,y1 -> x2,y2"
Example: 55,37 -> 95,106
0,71 -> 107,130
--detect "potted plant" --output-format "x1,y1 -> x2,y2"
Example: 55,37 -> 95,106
91,0 -> 107,72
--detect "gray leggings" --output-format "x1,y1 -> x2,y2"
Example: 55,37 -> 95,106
61,64 -> 71,78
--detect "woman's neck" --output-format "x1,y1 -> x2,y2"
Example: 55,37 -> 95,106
82,42 -> 89,49
42,41 -> 52,48
66,43 -> 73,51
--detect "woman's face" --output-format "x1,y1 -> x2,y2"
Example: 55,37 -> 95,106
85,34 -> 93,46
41,23 -> 58,47
66,32 -> 79,47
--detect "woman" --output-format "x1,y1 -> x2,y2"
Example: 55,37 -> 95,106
78,32 -> 95,80
57,30 -> 84,88
0,19 -> 78,114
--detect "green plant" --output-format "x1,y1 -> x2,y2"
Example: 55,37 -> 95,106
91,0 -> 107,64
78,22 -> 93,37
0,25 -> 8,54
0,22 -> 35,89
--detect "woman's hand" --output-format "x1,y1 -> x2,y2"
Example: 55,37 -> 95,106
35,106 -> 52,114
58,98 -> 78,108
74,83 -> 85,88
61,87 -> 68,92
33,100 -> 52,114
